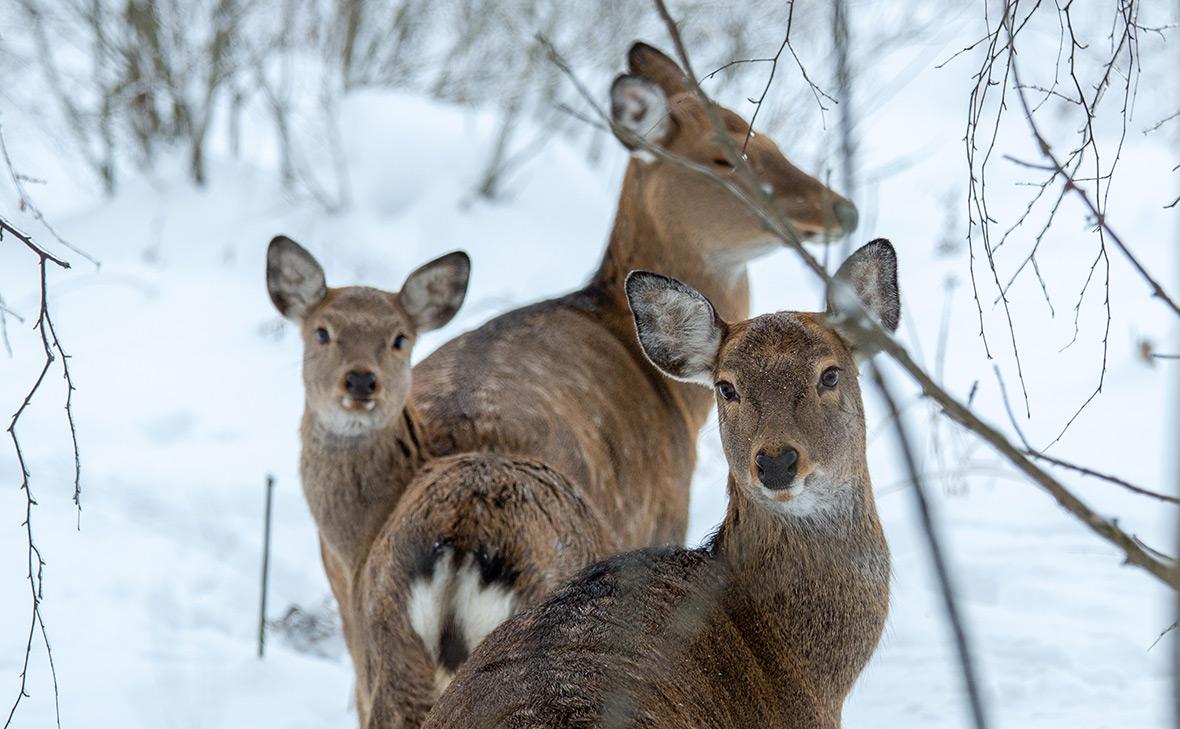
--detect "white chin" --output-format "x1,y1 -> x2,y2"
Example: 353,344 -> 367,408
763,471 -> 849,522
319,404 -> 383,437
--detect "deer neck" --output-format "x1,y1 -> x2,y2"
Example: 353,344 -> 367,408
591,164 -> 752,324
586,165 -> 752,430
300,403 -> 429,571
711,472 -> 890,703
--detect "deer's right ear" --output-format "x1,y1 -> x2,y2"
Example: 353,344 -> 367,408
267,235 -> 327,322
627,42 -> 689,97
399,251 -> 471,333
610,75 -> 674,151
825,239 -> 900,358
626,271 -> 725,387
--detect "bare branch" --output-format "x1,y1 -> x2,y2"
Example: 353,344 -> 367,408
1006,42 -> 1179,317
0,119 -> 98,268
1025,451 -> 1180,506
1,122 -> 79,729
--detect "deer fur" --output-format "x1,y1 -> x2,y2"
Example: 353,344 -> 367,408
323,43 -> 858,728
266,236 -> 469,684
422,239 -> 899,729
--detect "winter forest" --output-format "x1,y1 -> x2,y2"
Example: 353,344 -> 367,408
1,1 -> 1179,727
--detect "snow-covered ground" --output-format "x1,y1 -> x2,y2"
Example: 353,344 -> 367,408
1,14 -> 1178,729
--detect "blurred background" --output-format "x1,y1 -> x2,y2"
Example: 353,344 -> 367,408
0,1 -> 1177,726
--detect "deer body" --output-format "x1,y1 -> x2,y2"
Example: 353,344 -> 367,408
421,493 -> 887,728
286,43 -> 856,729
423,241 -> 899,729
266,236 -> 471,708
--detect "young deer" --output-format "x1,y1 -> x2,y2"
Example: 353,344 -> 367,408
265,235 -> 469,668
423,240 -> 899,729
341,43 -> 858,728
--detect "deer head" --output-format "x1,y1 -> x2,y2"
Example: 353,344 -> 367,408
610,42 -> 858,266
627,240 -> 899,517
267,235 -> 470,438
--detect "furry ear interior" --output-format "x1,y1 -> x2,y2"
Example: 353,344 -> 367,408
825,239 -> 900,357
625,270 -> 725,386
610,75 -> 674,150
399,251 -> 471,333
267,235 -> 327,321
627,42 -> 689,97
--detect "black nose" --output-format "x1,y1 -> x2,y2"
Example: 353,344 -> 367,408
833,199 -> 859,234
345,370 -> 377,399
755,448 -> 799,491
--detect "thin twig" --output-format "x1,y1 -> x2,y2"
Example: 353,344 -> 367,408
0,119 -> 98,268
1007,8 -> 1177,318
1149,621 -> 1177,651
1025,451 -> 1180,505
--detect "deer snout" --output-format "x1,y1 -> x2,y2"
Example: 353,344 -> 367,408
833,199 -> 859,234
344,370 -> 378,401
755,447 -> 799,491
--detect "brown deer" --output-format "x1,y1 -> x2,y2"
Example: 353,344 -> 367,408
265,235 -> 470,667
423,239 -> 899,729
329,43 -> 858,728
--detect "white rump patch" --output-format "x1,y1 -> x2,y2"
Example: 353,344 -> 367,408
453,558 -> 517,652
407,562 -> 451,665
406,548 -> 518,696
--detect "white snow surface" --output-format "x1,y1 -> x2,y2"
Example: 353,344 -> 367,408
1,26 -> 1178,729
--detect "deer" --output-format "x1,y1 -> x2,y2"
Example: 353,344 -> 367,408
306,42 -> 859,728
265,235 -> 470,671
422,239 -> 900,729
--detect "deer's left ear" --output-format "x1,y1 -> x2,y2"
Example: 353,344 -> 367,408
399,251 -> 471,333
826,239 -> 900,358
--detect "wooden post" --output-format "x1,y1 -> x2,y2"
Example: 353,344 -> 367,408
258,474 -> 275,658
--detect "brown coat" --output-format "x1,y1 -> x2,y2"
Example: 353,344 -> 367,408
421,241 -> 901,729
345,43 -> 858,728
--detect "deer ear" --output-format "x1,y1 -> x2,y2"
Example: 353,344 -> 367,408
826,239 -> 900,358
399,251 -> 470,333
627,42 -> 688,97
611,75 -> 674,150
626,271 -> 725,386
267,235 -> 327,322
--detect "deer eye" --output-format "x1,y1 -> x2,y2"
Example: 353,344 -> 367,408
716,381 -> 738,402
712,157 -> 733,169
393,334 -> 409,350
819,367 -> 840,390
315,327 -> 330,344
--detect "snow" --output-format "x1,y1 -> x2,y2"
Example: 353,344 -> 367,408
1,18 -> 1178,729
